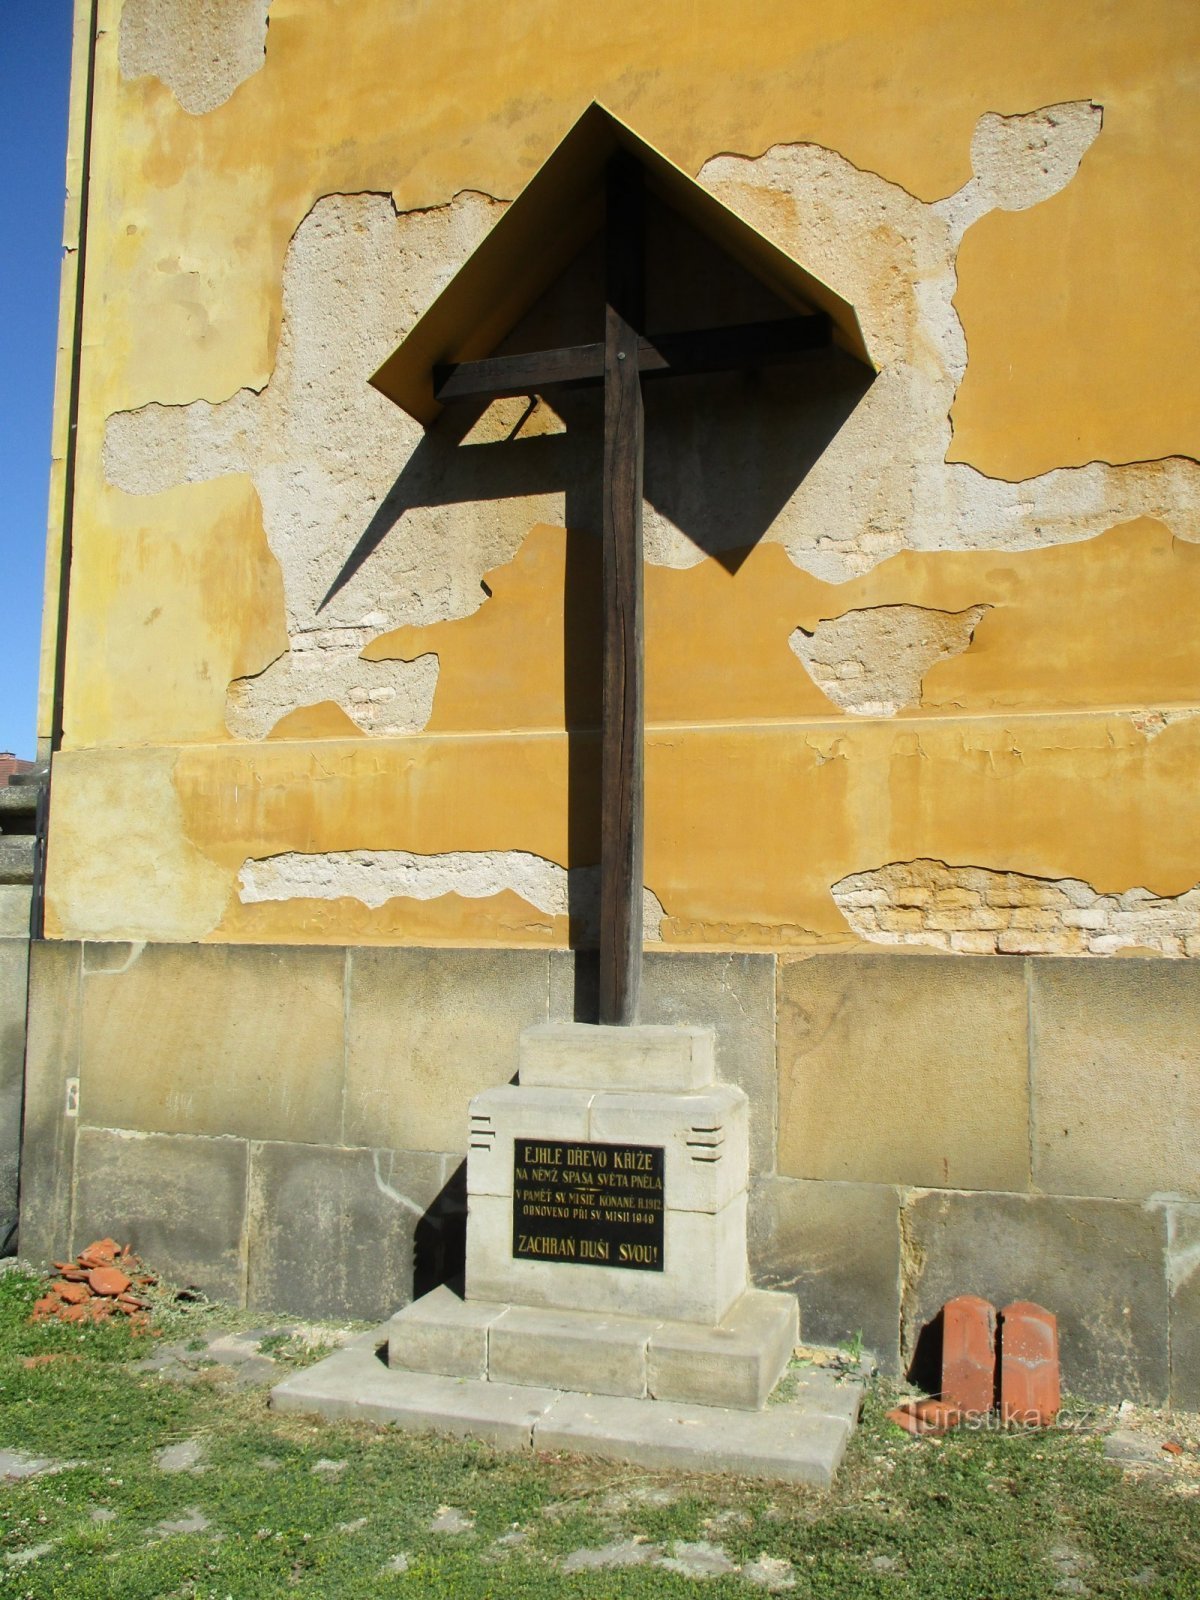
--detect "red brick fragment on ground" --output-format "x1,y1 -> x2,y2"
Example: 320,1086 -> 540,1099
940,1294 -> 997,1414
886,1400 -> 965,1436
913,1399 -> 965,1430
77,1238 -> 120,1268
87,1267 -> 132,1298
28,1241 -> 157,1333
999,1300 -> 1060,1425
51,1280 -> 89,1305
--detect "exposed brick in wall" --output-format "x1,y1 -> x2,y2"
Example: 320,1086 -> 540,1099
832,860 -> 1200,957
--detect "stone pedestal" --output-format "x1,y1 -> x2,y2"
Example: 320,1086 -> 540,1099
386,1022 -> 799,1412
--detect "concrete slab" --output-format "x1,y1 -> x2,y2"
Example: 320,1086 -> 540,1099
270,1331 -> 864,1488
534,1391 -> 855,1488
271,1346 -> 560,1451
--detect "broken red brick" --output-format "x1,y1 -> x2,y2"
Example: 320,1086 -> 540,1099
87,1267 -> 132,1298
78,1238 -> 121,1268
886,1406 -> 925,1437
941,1294 -> 997,1415
51,1281 -> 90,1306
1163,1440 -> 1184,1456
912,1399 -> 965,1432
59,1303 -> 87,1324
30,1295 -> 60,1321
886,1401 -> 963,1437
999,1300 -> 1060,1425
21,1353 -> 81,1369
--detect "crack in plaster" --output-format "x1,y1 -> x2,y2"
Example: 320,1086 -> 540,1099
789,604 -> 988,715
237,849 -> 666,943
833,859 -> 1200,957
118,0 -> 271,115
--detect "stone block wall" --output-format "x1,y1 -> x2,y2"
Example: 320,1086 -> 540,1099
0,939 -> 30,1251
19,941 -> 1199,1406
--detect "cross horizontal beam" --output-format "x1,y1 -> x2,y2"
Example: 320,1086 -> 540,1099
432,314 -> 832,404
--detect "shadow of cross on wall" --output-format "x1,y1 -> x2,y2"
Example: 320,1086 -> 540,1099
320,170 -> 874,990
323,194 -> 873,613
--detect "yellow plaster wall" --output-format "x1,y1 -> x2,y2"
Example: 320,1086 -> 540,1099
44,709 -> 1200,947
75,0 -> 1199,451
368,518 -> 1200,732
41,0 -> 1200,949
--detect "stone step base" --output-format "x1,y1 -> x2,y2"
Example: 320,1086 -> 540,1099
386,1284 -> 798,1412
270,1328 -> 864,1488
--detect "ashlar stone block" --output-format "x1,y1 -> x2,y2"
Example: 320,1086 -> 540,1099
467,1189 -> 747,1324
78,942 -> 345,1145
17,941 -> 81,1269
902,1190 -> 1168,1403
246,1142 -> 448,1321
466,1084 -> 593,1199
588,1085 -> 748,1213
647,1288 -> 798,1410
778,953 -> 1029,1191
387,1283 -> 507,1379
749,1176 -> 902,1372
1030,959 -> 1200,1201
345,948 -> 547,1156
488,1305 -> 660,1397
519,1023 -> 715,1091
72,1127 -> 248,1303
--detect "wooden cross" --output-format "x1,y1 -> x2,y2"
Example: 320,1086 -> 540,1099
432,157 -> 831,1025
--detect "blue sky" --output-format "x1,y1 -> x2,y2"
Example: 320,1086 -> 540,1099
0,7 -> 73,759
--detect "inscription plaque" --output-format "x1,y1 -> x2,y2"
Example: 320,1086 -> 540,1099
512,1139 -> 665,1271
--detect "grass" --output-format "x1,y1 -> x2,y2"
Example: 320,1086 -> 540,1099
0,1267 -> 1198,1598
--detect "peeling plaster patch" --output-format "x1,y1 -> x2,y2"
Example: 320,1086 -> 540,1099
238,850 -> 666,942
1131,709 -> 1200,740
789,604 -> 987,715
119,0 -> 271,115
226,640 -> 438,738
103,108 -> 1200,743
833,860 -> 1200,957
105,190 -> 513,735
944,103 -> 1104,235
694,105 -> 1200,582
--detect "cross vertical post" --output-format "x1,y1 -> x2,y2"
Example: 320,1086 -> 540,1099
598,155 -> 646,1026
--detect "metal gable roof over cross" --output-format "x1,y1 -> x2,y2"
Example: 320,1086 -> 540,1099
369,102 -> 875,1028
